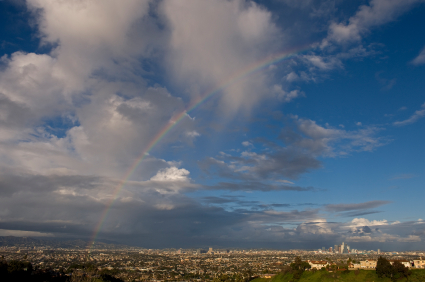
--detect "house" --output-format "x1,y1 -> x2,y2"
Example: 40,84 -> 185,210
260,274 -> 276,278
308,260 -> 328,269
389,260 -> 412,268
413,259 -> 425,269
349,263 -> 361,269
360,260 -> 377,269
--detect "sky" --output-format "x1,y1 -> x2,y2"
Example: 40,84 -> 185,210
0,0 -> 424,251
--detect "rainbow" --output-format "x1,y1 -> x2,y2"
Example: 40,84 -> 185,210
86,46 -> 310,253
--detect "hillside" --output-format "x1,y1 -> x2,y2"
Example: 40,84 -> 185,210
251,269 -> 425,282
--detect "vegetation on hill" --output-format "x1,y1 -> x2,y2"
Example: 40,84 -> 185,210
376,256 -> 411,281
0,259 -> 124,282
251,268 -> 425,282
249,256 -> 423,282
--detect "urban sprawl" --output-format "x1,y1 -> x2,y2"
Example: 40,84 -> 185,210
1,241 -> 425,281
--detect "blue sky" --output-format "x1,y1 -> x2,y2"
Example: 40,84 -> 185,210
0,0 -> 424,251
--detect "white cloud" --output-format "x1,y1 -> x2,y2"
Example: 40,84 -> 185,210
411,46 -> 425,65
162,0 -> 281,112
186,131 -> 200,138
296,219 -> 333,234
27,0 -> 155,82
0,52 -> 70,119
272,85 -> 304,102
293,117 -> 385,156
393,102 -> 425,126
349,217 -> 389,227
150,167 -> 190,182
242,141 -> 253,147
324,0 -> 425,45
303,55 -> 342,70
285,72 -> 299,82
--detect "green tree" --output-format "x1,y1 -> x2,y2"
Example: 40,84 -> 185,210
0,260 -> 7,277
290,257 -> 311,281
7,260 -> 33,274
100,273 -> 125,282
392,261 -> 411,281
290,257 -> 311,271
376,256 -> 393,279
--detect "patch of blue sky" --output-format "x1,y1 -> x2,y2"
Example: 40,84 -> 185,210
43,115 -> 80,139
0,1 -> 55,56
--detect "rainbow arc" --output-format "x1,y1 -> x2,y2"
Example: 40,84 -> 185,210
86,46 -> 310,252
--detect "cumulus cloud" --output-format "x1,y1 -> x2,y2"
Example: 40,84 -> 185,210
162,0 -> 281,112
150,167 -> 190,182
349,217 -> 389,227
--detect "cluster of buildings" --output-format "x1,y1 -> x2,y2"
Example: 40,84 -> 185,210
318,242 -> 354,254
0,248 -> 295,281
318,242 -> 380,255
1,244 -> 425,281
350,258 -> 425,269
307,258 -> 425,270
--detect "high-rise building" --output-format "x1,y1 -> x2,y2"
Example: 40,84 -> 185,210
329,247 -> 333,252
378,249 -> 380,254
334,245 -> 338,253
208,247 -> 213,253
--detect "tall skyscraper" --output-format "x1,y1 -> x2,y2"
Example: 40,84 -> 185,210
341,242 -> 345,253
334,245 -> 338,253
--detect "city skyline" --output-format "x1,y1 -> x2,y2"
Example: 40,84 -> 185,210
0,0 -> 424,251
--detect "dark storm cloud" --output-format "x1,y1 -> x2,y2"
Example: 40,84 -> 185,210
0,171 -> 325,248
0,220 -> 91,237
0,170 -> 104,196
199,150 -> 321,181
199,115 -> 384,189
